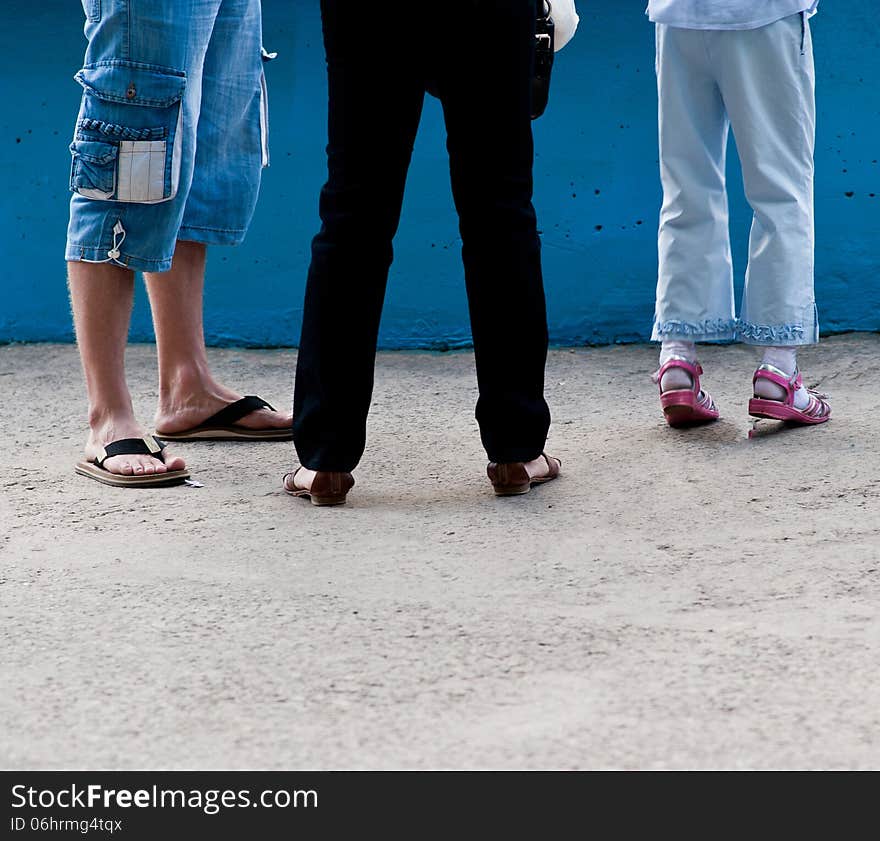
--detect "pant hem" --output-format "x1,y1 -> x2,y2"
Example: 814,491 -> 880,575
652,318 -> 737,343
485,447 -> 547,464
737,320 -> 817,346
177,225 -> 247,246
65,245 -> 173,273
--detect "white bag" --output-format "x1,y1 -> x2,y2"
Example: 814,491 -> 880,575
551,0 -> 579,51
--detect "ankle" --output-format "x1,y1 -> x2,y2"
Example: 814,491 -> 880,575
659,339 -> 697,367
87,403 -> 136,433
755,347 -> 812,409
659,366 -> 694,392
760,346 -> 797,376
657,340 -> 697,392
157,361 -> 216,406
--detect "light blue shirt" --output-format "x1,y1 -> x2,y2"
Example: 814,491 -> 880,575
646,1 -> 819,30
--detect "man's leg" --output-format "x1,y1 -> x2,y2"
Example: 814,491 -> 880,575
291,0 -> 425,479
65,0 -> 216,476
147,0 -> 289,435
436,0 -> 551,467
146,242 -> 291,434
68,262 -> 185,476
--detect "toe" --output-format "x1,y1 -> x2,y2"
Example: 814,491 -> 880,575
162,453 -> 186,472
96,455 -> 132,476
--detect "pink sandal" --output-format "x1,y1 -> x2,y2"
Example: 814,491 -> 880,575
748,364 -> 831,425
653,357 -> 720,428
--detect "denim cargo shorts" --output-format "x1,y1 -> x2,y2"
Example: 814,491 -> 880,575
66,0 -> 270,273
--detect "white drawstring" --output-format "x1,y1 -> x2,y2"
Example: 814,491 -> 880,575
107,220 -> 126,262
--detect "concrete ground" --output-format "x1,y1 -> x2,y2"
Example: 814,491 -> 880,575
1,335 -> 879,770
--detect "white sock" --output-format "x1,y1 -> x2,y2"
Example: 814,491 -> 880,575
658,340 -> 697,392
754,346 -> 811,410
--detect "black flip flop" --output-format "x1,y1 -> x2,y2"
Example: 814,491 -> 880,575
75,436 -> 190,488
155,396 -> 293,442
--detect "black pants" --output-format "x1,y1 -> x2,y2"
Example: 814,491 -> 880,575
293,0 -> 551,472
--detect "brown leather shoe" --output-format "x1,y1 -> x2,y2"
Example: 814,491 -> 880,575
487,453 -> 561,496
283,467 -> 354,506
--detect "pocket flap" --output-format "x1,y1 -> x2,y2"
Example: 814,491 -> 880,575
70,139 -> 118,165
75,61 -> 186,108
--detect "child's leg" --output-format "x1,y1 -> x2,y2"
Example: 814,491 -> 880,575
658,339 -> 697,391
652,25 -> 731,425
713,14 -> 827,423
716,14 -> 818,351
653,24 -> 737,352
754,346 -> 811,409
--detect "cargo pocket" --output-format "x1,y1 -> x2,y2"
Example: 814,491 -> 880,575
71,60 -> 187,203
69,139 -> 117,200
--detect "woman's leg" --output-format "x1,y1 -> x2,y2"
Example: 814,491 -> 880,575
436,0 -> 551,466
291,0 -> 425,476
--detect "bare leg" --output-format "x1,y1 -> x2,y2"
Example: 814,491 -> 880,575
68,262 -> 185,476
145,241 -> 292,433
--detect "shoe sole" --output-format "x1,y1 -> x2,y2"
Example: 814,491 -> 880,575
156,428 -> 293,442
662,405 -> 719,428
75,462 -> 190,487
748,398 -> 831,425
661,389 -> 719,428
283,489 -> 349,506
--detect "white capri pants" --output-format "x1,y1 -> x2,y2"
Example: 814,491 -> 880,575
652,13 -> 818,346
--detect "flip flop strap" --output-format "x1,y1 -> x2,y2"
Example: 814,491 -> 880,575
96,436 -> 166,468
198,395 -> 274,429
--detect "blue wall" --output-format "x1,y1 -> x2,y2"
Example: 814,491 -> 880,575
1,1 -> 878,347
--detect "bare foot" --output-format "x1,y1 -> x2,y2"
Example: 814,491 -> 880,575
155,376 -> 292,435
85,413 -> 186,476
